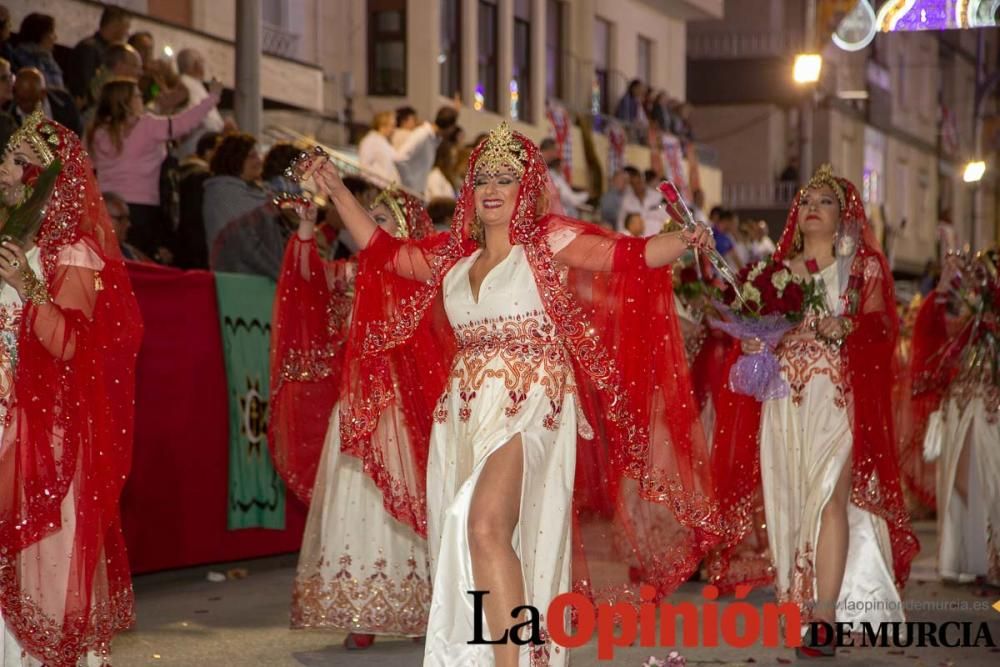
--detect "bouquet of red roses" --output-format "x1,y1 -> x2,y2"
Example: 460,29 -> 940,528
711,259 -> 824,400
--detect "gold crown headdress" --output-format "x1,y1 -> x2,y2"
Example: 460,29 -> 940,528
800,164 -> 846,209
370,184 -> 411,239
474,122 -> 526,178
5,109 -> 58,167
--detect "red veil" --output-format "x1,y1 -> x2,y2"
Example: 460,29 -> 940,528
268,189 -> 439,505
0,117 -> 143,664
710,174 -> 919,597
335,127 -> 722,598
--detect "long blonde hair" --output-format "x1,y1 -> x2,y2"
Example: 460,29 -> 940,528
86,78 -> 139,156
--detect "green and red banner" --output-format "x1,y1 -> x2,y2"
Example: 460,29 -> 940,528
215,272 -> 286,530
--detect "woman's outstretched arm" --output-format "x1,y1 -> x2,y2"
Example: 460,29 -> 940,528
553,225 -> 713,272
304,159 -> 379,249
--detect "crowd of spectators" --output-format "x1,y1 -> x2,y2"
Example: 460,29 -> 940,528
0,3 -> 776,284
613,78 -> 695,148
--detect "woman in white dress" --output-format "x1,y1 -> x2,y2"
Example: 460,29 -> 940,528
0,112 -> 143,665
294,123 -> 722,666
712,166 -> 918,657
270,186 -> 441,648
922,249 -> 1000,585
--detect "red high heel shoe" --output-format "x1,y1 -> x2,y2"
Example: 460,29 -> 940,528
345,633 -> 375,650
795,623 -> 836,658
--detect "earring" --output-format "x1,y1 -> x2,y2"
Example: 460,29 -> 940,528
793,226 -> 803,252
470,214 -> 485,245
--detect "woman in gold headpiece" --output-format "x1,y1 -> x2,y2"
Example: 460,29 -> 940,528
712,165 -> 917,657
293,123 -> 721,666
269,185 -> 439,648
921,248 -> 1000,587
0,113 -> 143,665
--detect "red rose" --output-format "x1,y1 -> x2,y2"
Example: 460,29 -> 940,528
680,266 -> 698,284
658,181 -> 680,204
779,281 -> 805,313
21,163 -> 43,188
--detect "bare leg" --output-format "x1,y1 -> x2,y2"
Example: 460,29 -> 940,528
468,435 -> 525,667
814,459 -> 851,623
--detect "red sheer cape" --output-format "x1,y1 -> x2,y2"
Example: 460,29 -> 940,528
709,176 -> 919,598
268,192 -> 440,507
0,120 -> 143,664
336,130 -> 723,599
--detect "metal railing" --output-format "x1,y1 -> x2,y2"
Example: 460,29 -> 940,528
722,181 -> 799,208
688,31 -> 804,59
262,22 -> 301,60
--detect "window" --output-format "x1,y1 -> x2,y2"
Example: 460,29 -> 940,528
512,0 -> 532,121
545,0 -> 565,100
637,35 -> 652,87
368,0 -> 406,96
594,17 -> 611,115
477,0 -> 499,111
440,0 -> 461,98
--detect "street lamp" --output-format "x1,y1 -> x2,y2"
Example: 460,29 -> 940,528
963,160 -> 986,183
793,54 -> 823,84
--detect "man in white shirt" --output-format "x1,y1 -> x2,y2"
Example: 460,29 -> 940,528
394,105 -> 459,194
391,106 -> 417,149
617,166 -> 666,236
357,111 -> 402,183
540,138 -> 588,217
175,48 -> 226,159
748,219 -> 776,262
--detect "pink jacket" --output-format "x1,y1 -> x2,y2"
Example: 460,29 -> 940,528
91,93 -> 220,206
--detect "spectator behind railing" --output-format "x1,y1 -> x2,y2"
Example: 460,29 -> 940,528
262,141 -> 302,195
85,44 -> 143,124
174,48 -> 226,159
87,76 -> 222,262
540,137 -> 588,217
425,140 -> 458,200
174,131 -> 220,269
202,133 -> 267,248
128,31 -> 154,67
358,110 -> 402,183
66,5 -> 131,108
0,6 -> 14,64
614,79 -> 648,129
206,134 -> 292,280
391,105 -> 418,149
103,190 -> 153,262
11,13 -> 64,91
395,105 -> 458,194
599,169 -> 626,228
0,57 -> 14,148
4,67 -> 81,135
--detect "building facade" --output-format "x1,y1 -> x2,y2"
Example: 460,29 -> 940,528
687,0 -> 999,273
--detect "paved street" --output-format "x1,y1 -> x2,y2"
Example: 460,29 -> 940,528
113,521 -> 1000,666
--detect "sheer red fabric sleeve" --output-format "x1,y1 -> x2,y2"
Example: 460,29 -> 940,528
336,228 -> 459,536
842,253 -> 919,587
527,216 -> 724,600
268,236 -> 353,504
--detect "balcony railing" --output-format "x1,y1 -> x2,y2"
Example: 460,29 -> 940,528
262,22 -> 301,60
723,181 -> 799,209
688,32 -> 804,60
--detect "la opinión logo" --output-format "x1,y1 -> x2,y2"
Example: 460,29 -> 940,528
469,584 -> 800,660
467,587 -> 998,660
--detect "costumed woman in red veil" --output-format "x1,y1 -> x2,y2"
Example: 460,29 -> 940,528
295,122 -> 722,666
0,111 -> 143,665
269,184 -> 441,648
711,166 -> 918,657
921,248 -> 1000,586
